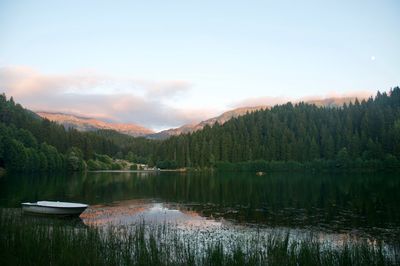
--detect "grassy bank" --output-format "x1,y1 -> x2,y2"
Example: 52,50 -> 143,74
0,209 -> 398,266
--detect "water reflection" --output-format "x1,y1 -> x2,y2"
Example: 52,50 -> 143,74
79,199 -> 395,253
1,171 -> 399,242
81,199 -> 222,228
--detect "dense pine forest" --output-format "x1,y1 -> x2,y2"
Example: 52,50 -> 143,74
152,88 -> 400,171
1,88 -> 400,173
0,94 -> 125,172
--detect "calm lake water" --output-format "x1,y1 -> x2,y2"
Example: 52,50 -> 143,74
1,171 -> 400,248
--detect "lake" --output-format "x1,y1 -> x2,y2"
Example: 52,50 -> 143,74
1,171 -> 399,252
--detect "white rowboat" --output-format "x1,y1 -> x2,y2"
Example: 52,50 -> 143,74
21,201 -> 88,217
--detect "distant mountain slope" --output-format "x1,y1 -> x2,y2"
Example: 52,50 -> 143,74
36,112 -> 154,137
148,106 -> 268,139
148,96 -> 365,139
306,97 -> 362,107
37,96 -> 368,140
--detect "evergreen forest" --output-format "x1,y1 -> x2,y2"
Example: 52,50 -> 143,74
1,87 -> 400,173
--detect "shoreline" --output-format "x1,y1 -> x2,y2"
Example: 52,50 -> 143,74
88,168 -> 187,173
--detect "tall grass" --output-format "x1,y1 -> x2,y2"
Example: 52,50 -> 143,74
0,209 -> 398,266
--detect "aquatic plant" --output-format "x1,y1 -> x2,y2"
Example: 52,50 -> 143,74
0,209 -> 398,265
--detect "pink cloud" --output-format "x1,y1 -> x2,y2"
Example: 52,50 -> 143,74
1,65 -> 378,131
300,90 -> 374,102
230,96 -> 291,108
0,65 -> 206,130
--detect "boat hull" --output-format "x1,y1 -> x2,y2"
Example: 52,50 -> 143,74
21,203 -> 87,217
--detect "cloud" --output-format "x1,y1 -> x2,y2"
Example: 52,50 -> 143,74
1,66 -> 378,131
0,65 -> 206,130
231,90 -> 374,108
230,96 -> 291,108
141,80 -> 191,98
299,90 -> 374,102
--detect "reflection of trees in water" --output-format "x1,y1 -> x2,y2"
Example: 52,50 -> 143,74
1,171 -> 399,240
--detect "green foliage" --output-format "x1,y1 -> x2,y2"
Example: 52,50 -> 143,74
0,94 -> 130,172
110,163 -> 120,170
3,138 -> 27,171
1,88 -> 400,172
383,154 -> 400,170
95,129 -> 158,163
66,147 -> 86,172
0,93 -> 156,172
336,147 -> 350,168
0,93 -> 120,162
147,158 -> 155,167
40,143 -> 63,171
153,88 -> 400,171
94,153 -> 113,164
156,160 -> 178,169
15,128 -> 37,148
87,154 -> 129,171
87,159 -> 110,171
125,151 -> 137,162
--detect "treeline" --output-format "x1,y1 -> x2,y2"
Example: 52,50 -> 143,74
0,93 -> 161,172
0,122 -> 86,172
94,129 -> 159,163
87,153 -> 136,171
152,88 -> 400,171
0,95 -> 120,160
0,94 -> 127,172
2,87 -> 400,173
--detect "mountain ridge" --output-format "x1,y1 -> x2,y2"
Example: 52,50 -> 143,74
37,96 -> 368,139
148,96 -> 367,139
36,111 -> 154,137
147,105 -> 269,139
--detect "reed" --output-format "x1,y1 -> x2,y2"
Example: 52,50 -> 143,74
0,209 -> 398,266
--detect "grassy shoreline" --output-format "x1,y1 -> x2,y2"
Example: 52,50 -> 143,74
1,209 -> 399,266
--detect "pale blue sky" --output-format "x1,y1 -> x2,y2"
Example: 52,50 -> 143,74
0,0 -> 399,130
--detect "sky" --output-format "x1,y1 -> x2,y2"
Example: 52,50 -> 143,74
0,0 -> 399,131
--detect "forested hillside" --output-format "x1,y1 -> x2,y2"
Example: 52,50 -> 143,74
152,88 -> 400,171
0,94 -> 127,172
1,88 -> 400,173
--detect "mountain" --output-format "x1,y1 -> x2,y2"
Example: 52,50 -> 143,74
148,96 -> 366,139
36,112 -> 154,137
37,96 -> 368,140
306,97 -> 363,107
148,106 -> 268,139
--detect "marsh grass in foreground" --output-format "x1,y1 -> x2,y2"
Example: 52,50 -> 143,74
0,209 -> 398,266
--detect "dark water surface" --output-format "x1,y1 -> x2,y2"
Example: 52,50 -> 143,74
1,171 -> 399,244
